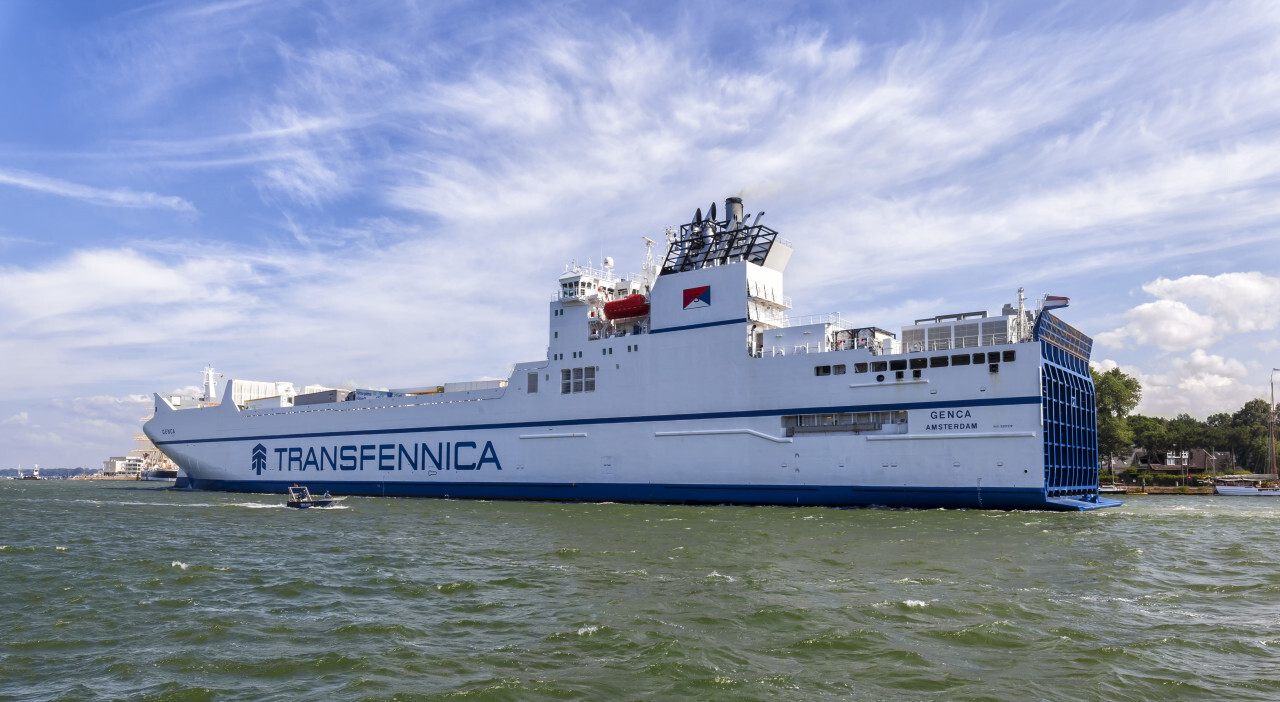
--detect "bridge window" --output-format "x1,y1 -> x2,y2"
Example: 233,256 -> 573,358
973,352 -> 986,364
871,361 -> 888,372
833,364 -> 846,375
930,356 -> 948,367
889,359 -> 907,371
1003,350 -> 1016,363
909,358 -> 927,370
815,365 -> 831,376
562,367 -> 597,394
951,354 -> 971,366
528,372 -> 538,393
854,363 -> 868,373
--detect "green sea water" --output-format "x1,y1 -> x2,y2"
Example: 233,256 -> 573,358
2,480 -> 1279,701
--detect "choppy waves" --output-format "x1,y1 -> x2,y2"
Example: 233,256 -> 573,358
3,482 -> 1280,700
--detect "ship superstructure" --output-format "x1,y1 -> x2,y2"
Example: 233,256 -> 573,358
145,197 -> 1117,511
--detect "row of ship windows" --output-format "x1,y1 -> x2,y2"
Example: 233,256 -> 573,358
524,368 -> 599,394
781,411 -> 909,436
782,412 -> 906,427
553,344 -> 639,362
816,350 -> 1017,376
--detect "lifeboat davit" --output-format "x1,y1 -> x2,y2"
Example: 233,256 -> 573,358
604,294 -> 650,320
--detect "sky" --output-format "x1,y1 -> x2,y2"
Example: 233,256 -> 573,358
1,0 -> 1278,469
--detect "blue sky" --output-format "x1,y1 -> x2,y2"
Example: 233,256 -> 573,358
1,0 -> 1278,468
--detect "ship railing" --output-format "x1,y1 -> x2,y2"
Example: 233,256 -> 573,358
783,312 -> 854,330
758,344 -> 824,357
750,307 -> 788,327
748,292 -> 792,308
599,325 -> 647,339
561,263 -> 622,281
747,281 -> 791,308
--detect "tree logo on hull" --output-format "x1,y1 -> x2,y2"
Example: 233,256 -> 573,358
251,444 -> 268,475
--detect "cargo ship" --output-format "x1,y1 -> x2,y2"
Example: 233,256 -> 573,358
145,197 -> 1118,511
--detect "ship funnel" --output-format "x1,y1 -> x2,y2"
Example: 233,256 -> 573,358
725,197 -> 743,229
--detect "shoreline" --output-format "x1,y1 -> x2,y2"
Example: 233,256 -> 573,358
1119,486 -> 1215,495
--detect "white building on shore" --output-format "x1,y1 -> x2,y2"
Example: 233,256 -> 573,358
102,455 -> 145,478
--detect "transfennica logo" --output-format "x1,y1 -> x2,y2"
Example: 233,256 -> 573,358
251,443 -> 268,475
249,440 -> 502,473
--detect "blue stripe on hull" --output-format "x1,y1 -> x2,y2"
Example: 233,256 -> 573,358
649,317 -> 749,334
182,479 -> 1115,511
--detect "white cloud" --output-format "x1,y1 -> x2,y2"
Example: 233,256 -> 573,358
0,248 -> 253,323
1097,272 -> 1280,351
1095,299 -> 1219,350
2,411 -> 29,426
1132,349 -> 1262,417
21,431 -> 65,447
0,168 -> 196,212
1092,359 -> 1119,373
1142,272 -> 1280,335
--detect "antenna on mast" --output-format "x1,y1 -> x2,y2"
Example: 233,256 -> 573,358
1016,287 -> 1028,342
641,236 -> 659,290
201,365 -> 218,402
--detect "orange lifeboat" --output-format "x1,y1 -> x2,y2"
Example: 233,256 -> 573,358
604,294 -> 650,320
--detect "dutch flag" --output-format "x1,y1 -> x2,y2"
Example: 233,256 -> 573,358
1043,295 -> 1069,310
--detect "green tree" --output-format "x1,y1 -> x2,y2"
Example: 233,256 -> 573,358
1231,399 -> 1274,472
1204,412 -> 1233,474
1128,414 -> 1168,465
1168,413 -> 1206,482
1091,368 -> 1142,481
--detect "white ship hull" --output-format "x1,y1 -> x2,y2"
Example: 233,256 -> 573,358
146,198 -> 1116,511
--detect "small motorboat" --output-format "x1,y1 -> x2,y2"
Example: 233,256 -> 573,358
286,485 -> 343,508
